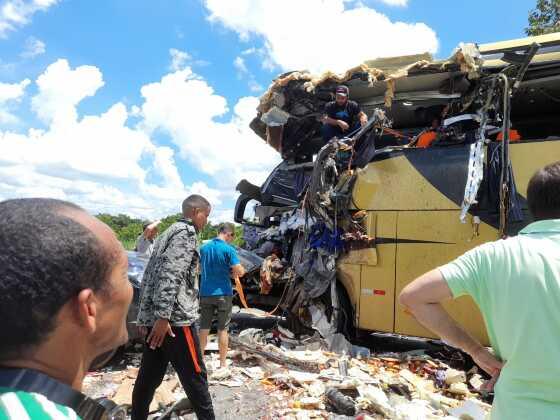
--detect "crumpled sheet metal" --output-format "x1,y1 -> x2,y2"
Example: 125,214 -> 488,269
257,43 -> 483,116
448,42 -> 483,79
460,136 -> 485,222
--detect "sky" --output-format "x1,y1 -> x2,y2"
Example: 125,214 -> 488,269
0,0 -> 537,222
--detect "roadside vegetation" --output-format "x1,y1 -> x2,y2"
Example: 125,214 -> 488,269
96,213 -> 244,250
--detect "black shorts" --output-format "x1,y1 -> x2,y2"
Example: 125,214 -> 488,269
199,296 -> 233,330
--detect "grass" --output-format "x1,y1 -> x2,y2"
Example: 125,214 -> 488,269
122,239 -> 137,251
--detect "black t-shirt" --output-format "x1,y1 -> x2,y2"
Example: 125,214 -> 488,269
325,100 -> 362,126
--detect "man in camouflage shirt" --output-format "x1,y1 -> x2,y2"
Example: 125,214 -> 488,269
132,195 -> 215,420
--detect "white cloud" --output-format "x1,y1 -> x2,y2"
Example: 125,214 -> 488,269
0,78 -> 30,124
204,0 -> 437,73
169,48 -> 191,71
0,78 -> 29,102
169,48 -> 210,71
241,47 -> 257,56
139,68 -> 280,188
0,59 -> 223,219
234,56 -> 248,75
235,55 -> 264,93
248,79 -> 263,93
0,59 -> 279,221
379,0 -> 407,6
32,59 -> 104,126
20,36 -> 45,58
0,0 -> 59,37
210,208 -> 235,224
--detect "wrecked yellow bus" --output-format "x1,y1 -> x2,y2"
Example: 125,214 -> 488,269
234,33 -> 560,346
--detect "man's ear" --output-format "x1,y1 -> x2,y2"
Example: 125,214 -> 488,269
73,289 -> 98,333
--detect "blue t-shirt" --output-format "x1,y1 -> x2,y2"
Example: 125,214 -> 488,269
200,238 -> 240,297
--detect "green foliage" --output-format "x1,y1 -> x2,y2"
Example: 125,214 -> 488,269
96,213 -> 244,250
158,213 -> 182,234
97,213 -> 144,250
526,0 -> 560,36
196,222 -> 245,247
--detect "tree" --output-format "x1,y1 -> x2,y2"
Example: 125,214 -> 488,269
97,213 -> 145,250
526,0 -> 560,36
96,213 -> 245,250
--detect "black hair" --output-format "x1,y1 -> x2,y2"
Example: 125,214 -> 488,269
218,223 -> 235,235
527,161 -> 560,221
182,194 -> 211,215
0,198 -> 116,361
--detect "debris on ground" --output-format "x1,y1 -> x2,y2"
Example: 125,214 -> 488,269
84,331 -> 492,419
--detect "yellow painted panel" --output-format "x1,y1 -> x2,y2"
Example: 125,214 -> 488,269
358,211 -> 397,332
353,155 -> 458,211
509,141 -> 560,196
394,211 -> 493,346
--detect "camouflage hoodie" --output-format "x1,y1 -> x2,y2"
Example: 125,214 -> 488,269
136,218 -> 199,326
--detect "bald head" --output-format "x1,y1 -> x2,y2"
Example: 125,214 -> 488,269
0,198 -> 121,360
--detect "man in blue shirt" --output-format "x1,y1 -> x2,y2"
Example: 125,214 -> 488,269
199,223 -> 245,370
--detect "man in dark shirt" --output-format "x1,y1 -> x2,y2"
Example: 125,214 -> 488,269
322,85 -> 368,141
132,194 -> 215,420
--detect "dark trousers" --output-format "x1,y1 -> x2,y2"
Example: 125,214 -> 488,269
321,123 -> 361,142
131,325 -> 215,420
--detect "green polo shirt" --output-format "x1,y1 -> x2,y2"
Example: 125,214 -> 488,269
440,219 -> 560,420
0,388 -> 80,419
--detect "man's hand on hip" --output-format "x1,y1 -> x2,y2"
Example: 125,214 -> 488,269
470,345 -> 504,377
147,318 -> 175,349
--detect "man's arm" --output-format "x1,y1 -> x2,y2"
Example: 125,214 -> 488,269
229,247 -> 245,278
323,103 -> 349,130
323,116 -> 349,130
143,221 -> 160,238
358,111 -> 368,126
399,269 -> 503,376
231,263 -> 245,278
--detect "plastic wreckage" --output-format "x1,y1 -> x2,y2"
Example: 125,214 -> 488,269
84,327 -> 494,419
233,33 -> 560,346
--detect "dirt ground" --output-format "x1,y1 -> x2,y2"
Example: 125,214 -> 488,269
82,318 -> 491,420
83,348 -> 273,420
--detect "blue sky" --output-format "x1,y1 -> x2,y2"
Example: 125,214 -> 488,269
0,0 -> 538,221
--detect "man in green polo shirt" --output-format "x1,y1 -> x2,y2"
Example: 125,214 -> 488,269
400,161 -> 560,420
0,198 -> 133,419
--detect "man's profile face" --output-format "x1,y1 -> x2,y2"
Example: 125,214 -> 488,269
85,217 -> 133,359
224,231 -> 235,244
192,206 -> 211,232
335,94 -> 348,106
